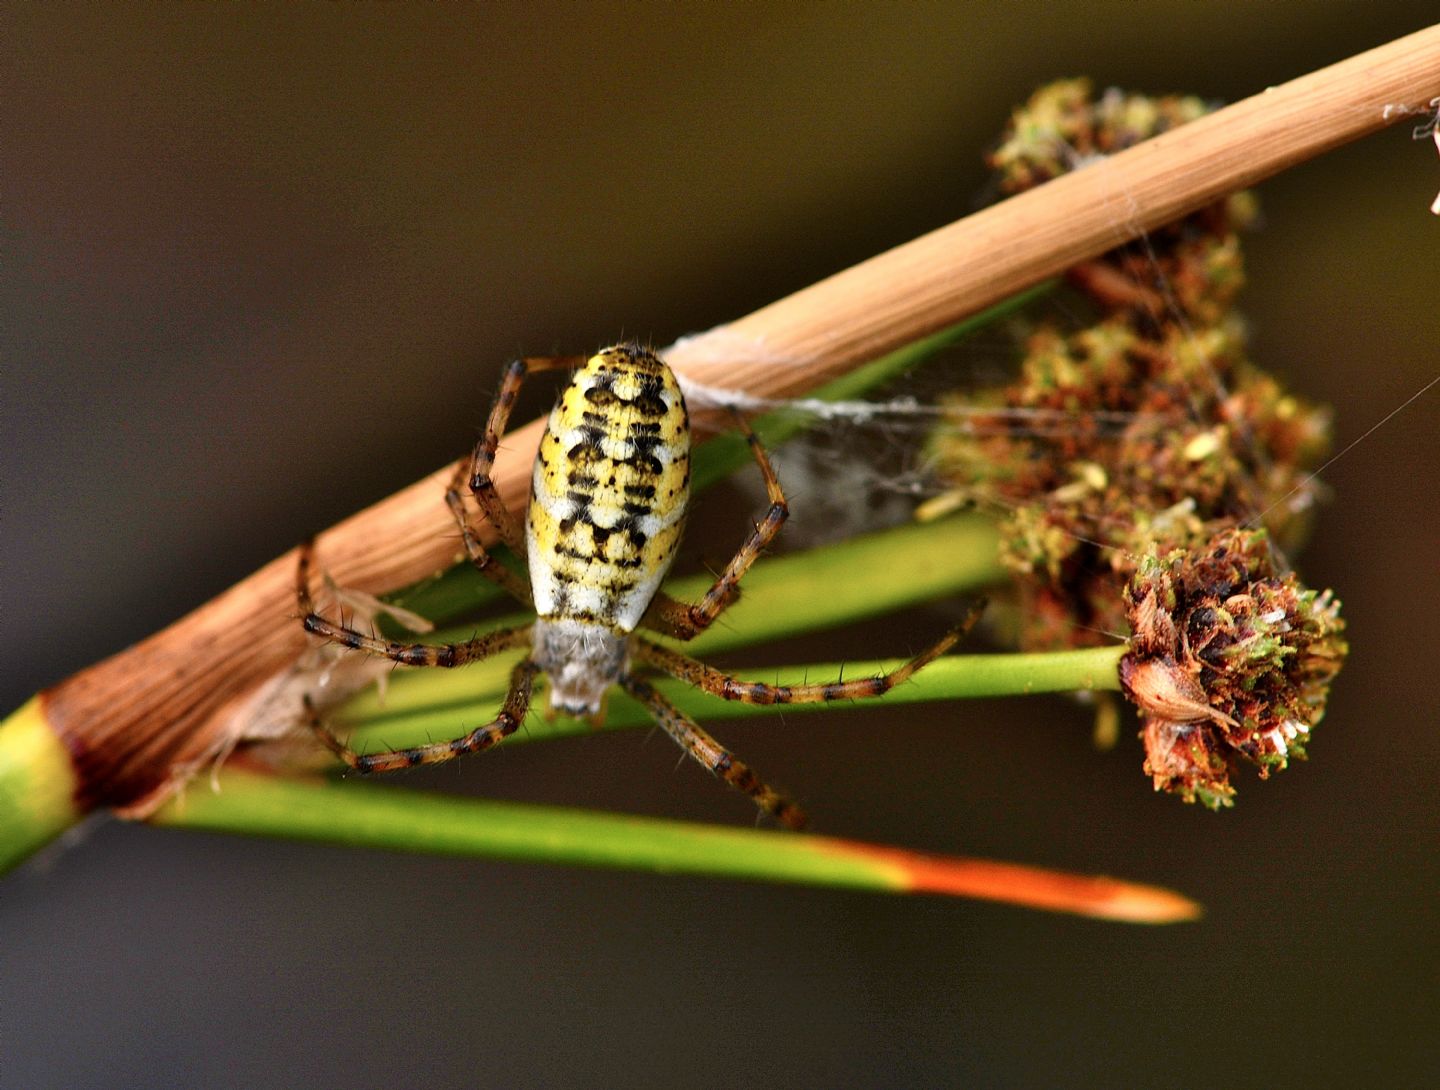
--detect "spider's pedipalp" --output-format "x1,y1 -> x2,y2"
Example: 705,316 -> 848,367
531,618 -> 627,717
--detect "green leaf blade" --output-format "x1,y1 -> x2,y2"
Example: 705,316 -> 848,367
152,770 -> 1196,923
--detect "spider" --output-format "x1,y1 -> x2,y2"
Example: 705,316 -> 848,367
296,344 -> 978,829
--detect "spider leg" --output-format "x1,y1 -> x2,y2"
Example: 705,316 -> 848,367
632,599 -> 985,705
641,409 -> 786,641
619,674 -> 807,830
305,658 -> 540,773
444,456 -> 533,605
469,354 -> 585,552
641,587 -> 736,642
297,540 -> 533,667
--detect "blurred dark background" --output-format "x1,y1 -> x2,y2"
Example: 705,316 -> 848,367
4,5 -> 1438,1088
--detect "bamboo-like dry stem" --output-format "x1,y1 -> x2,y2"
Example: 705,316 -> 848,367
31,28 -> 1440,815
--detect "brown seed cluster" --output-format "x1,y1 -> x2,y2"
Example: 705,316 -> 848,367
931,79 -> 1331,653
1120,528 -> 1347,808
989,78 -> 1257,327
932,317 -> 1332,651
927,80 -> 1348,806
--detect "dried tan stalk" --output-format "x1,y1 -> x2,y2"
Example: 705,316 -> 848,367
37,27 -> 1440,812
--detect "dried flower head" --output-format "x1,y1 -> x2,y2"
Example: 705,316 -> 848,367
1119,527 -> 1347,808
923,78 -> 1349,807
988,78 -> 1257,326
923,82 -> 1334,653
990,78 -> 1212,192
930,316 -> 1332,650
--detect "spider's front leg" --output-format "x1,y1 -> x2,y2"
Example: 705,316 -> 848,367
305,658 -> 540,773
444,456 -> 533,606
466,354 -> 584,552
438,353 -> 589,606
295,539 -> 532,667
642,410 -> 787,641
620,674 -> 807,830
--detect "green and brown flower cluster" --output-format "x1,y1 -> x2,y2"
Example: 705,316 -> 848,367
927,80 -> 1347,804
931,315 -> 1332,651
989,77 -> 1257,326
1120,528 -> 1347,808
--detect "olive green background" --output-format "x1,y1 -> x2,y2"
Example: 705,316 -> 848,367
4,4 -> 1437,1088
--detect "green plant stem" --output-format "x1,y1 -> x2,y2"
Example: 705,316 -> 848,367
342,646 -> 1124,751
0,697 -> 84,872
148,769 -> 1197,923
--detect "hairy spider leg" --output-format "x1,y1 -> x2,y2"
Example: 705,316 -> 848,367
296,538 -> 534,667
632,599 -> 985,706
467,354 -> 586,552
620,674 -> 807,830
444,455 -> 533,606
303,658 -> 540,773
641,410 -> 788,641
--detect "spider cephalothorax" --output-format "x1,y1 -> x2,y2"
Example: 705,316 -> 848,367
298,345 -> 973,829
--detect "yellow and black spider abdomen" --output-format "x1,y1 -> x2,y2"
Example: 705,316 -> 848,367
527,345 -> 691,632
